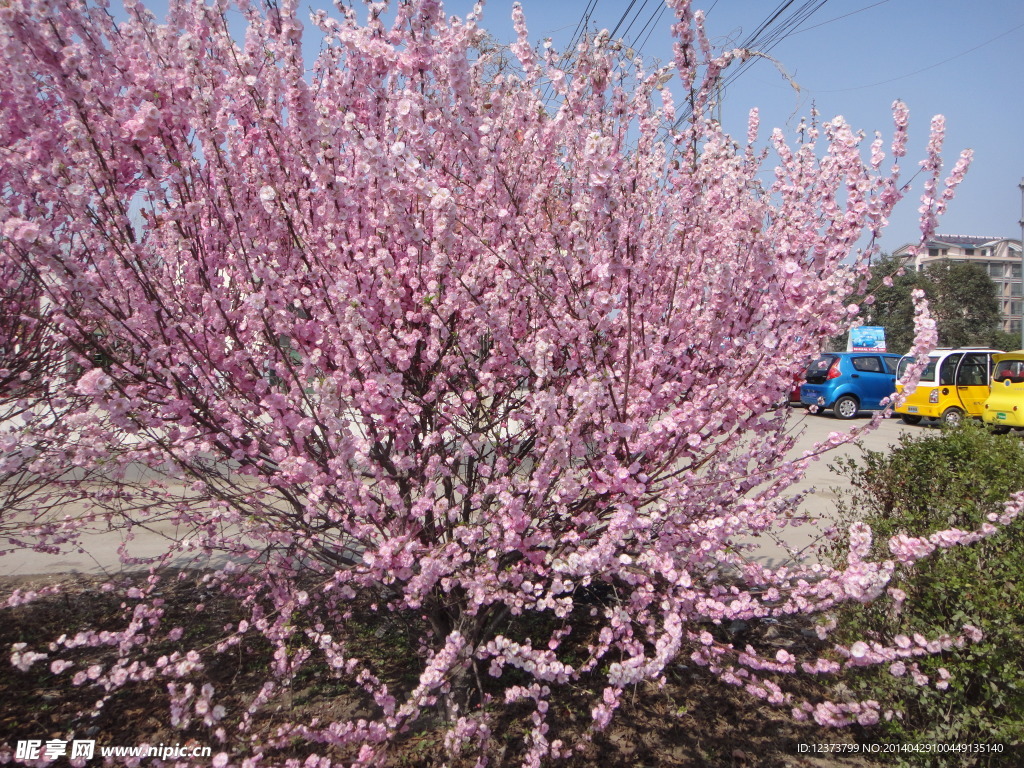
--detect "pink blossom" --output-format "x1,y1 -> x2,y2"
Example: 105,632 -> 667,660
963,625 -> 984,643
75,368 -> 113,396
849,641 -> 869,659
10,643 -> 47,672
0,0 -> 980,759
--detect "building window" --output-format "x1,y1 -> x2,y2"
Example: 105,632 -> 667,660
1012,283 -> 1022,297
1014,264 -> 1022,279
1012,301 -> 1023,316
1011,319 -> 1023,334
965,248 -> 975,255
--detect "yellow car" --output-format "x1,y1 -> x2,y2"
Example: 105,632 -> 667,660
982,352 -> 1024,432
895,348 -> 1003,426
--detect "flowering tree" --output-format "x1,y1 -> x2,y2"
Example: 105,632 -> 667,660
0,231 -> 76,555
0,0 -> 998,764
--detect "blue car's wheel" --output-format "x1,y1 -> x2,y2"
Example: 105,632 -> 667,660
833,395 -> 859,420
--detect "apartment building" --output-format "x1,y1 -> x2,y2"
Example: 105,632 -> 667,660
893,235 -> 1024,334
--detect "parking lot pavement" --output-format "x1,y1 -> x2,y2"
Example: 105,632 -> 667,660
1,408 -> 926,579
0,491 -> 230,579
741,408 -> 919,569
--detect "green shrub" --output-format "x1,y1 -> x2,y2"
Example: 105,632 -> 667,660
827,422 -> 1024,765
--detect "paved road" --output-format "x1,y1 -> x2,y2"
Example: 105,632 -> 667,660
1,408 -> 932,579
746,408 -> 919,569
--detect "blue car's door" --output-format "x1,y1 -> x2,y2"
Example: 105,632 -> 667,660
850,355 -> 897,409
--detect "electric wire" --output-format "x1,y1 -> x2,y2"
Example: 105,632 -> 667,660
668,0 -> 831,131
813,20 -> 1024,93
785,0 -> 889,37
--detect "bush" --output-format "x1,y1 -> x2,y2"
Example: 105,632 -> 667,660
827,422 -> 1024,764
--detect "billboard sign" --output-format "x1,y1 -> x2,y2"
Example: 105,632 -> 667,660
849,326 -> 887,352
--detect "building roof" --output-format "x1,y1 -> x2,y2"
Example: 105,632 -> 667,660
893,235 -> 1021,256
929,234 -> 1005,247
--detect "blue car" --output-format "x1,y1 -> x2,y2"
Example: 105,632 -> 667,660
799,352 -> 901,419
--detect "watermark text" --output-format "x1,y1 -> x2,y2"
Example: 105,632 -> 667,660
15,739 -> 212,762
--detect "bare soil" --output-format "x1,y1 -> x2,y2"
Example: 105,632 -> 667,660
0,572 -> 883,767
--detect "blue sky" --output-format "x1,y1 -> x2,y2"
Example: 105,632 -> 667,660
121,1 -> 1024,255
433,1 -> 1024,254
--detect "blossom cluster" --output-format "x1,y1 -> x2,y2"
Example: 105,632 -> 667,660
0,0 -> 992,764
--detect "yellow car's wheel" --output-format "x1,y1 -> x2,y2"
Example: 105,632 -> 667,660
940,407 -> 964,427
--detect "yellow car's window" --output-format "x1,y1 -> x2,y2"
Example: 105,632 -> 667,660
956,354 -> 988,387
897,356 -> 939,381
939,353 -> 963,385
994,360 -> 1024,383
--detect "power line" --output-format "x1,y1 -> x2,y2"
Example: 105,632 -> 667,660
668,0 -> 832,131
812,20 -> 1024,93
607,0 -> 642,40
543,0 -> 830,117
630,4 -> 668,57
617,0 -> 659,44
565,0 -> 601,56
535,0 -> 601,106
785,0 -> 889,37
